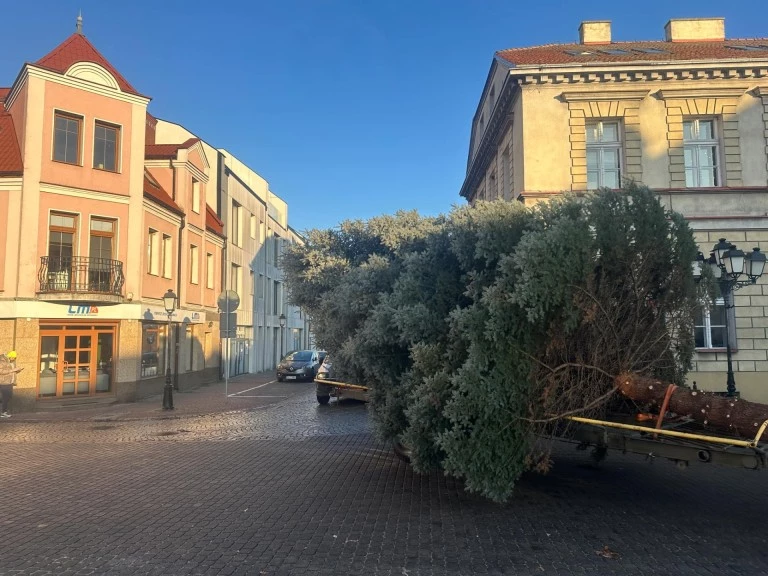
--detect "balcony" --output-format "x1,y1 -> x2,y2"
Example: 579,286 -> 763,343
38,256 -> 125,303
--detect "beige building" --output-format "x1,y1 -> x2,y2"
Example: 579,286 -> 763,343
462,17 -> 768,402
153,121 -> 311,376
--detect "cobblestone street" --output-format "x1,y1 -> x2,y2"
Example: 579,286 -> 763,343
0,379 -> 766,576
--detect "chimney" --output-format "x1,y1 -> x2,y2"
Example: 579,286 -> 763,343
579,21 -> 611,45
664,18 -> 725,42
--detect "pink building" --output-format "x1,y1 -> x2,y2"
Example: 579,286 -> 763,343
0,27 -> 225,409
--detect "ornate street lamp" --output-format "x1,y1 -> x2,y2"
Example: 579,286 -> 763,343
162,288 -> 178,410
693,239 -> 766,397
279,313 -> 286,360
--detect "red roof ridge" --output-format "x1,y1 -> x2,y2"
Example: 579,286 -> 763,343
34,33 -> 146,98
145,138 -> 201,160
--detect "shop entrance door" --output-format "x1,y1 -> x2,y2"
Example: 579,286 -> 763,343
38,324 -> 116,398
60,331 -> 93,396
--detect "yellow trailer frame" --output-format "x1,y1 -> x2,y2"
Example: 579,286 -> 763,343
565,415 -> 768,470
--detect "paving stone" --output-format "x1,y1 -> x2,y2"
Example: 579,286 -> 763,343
0,386 -> 766,575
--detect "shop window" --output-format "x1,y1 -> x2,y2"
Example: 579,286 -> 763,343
141,323 -> 167,378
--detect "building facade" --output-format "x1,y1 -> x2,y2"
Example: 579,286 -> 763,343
152,122 -> 311,377
0,28 -> 224,410
462,17 -> 768,402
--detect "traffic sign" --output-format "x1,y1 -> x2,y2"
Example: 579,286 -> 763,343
217,290 -> 240,312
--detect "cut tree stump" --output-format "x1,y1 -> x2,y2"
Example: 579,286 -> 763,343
615,372 -> 768,441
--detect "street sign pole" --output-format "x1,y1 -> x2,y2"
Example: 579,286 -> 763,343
217,290 -> 240,398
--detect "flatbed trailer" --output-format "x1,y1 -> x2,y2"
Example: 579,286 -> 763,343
565,414 -> 768,470
314,378 -> 768,472
314,378 -> 369,404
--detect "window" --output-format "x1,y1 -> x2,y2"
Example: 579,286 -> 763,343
273,234 -> 281,265
190,244 -> 199,284
257,273 -> 264,299
273,281 -> 281,314
191,178 -> 200,214
206,253 -> 214,289
634,47 -> 667,54
141,323 -> 166,378
89,218 -> 115,292
47,213 -> 77,288
147,229 -> 159,275
250,215 -> 256,239
53,112 -> 81,165
250,270 -> 255,297
694,285 -> 734,349
230,263 -> 242,296
231,202 -> 242,247
586,121 -> 622,189
162,234 -> 172,279
93,121 -> 119,171
684,119 -> 720,187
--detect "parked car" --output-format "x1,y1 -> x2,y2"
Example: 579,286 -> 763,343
276,350 -> 320,382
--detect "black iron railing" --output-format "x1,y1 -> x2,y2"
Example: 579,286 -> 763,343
38,256 -> 125,296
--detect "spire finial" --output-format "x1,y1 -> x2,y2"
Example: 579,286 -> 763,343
76,10 -> 83,35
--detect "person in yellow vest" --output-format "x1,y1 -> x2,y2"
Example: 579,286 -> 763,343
0,351 -> 23,418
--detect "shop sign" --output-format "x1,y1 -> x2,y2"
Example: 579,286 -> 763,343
67,305 -> 99,316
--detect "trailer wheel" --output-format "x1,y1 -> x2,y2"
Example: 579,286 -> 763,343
393,440 -> 412,464
317,395 -> 330,405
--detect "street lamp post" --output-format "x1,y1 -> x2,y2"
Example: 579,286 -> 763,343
693,238 -> 766,397
279,313 -> 286,360
162,288 -> 178,410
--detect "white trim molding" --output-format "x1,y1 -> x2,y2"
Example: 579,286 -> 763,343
40,182 -> 130,204
64,62 -> 120,91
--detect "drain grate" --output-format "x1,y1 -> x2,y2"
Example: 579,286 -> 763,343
90,425 -> 117,430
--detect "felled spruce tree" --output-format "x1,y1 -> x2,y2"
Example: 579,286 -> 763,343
282,184 -> 700,501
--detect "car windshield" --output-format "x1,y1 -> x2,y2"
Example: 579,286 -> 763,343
285,351 -> 312,362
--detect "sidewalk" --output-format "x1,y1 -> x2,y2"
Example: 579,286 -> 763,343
6,370 -> 298,423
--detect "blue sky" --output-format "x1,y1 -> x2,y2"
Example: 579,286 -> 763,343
3,1 -> 768,232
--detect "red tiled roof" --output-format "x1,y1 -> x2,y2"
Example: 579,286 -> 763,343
143,169 -> 183,215
145,138 -> 201,160
35,33 -> 145,97
0,88 -> 10,104
206,205 -> 225,238
496,39 -> 768,67
0,113 -> 23,176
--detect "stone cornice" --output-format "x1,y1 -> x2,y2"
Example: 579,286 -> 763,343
24,66 -> 150,106
0,177 -> 23,191
143,198 -> 183,226
561,89 -> 649,102
657,87 -> 749,99
172,160 -> 208,183
460,80 -> 518,199
512,64 -> 768,86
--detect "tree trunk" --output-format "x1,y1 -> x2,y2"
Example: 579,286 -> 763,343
615,372 -> 768,441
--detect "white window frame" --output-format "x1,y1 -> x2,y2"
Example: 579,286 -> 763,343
190,244 -> 199,284
191,178 -> 200,214
206,252 -> 214,289
161,234 -> 172,279
147,229 -> 159,276
683,118 -> 720,188
586,120 -> 622,190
